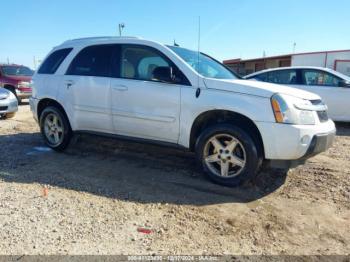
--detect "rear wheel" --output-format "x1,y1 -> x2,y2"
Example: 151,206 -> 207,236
196,124 -> 262,187
40,106 -> 72,151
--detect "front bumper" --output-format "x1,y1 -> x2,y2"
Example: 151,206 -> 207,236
269,131 -> 335,168
16,89 -> 32,99
302,132 -> 335,159
256,120 -> 336,161
0,97 -> 18,114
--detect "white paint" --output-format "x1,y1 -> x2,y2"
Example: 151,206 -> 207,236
30,37 -> 336,161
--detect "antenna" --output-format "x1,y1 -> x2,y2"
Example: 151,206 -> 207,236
196,16 -> 201,96
118,23 -> 125,36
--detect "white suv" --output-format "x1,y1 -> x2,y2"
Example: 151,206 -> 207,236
30,37 -> 336,187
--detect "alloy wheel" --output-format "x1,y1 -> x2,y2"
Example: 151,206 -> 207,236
203,134 -> 246,178
43,113 -> 64,146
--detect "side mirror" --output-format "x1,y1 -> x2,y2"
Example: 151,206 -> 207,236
339,80 -> 350,88
152,66 -> 176,83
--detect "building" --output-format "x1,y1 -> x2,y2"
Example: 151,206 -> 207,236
224,49 -> 350,77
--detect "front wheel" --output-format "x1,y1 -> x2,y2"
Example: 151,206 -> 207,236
40,106 -> 72,151
196,124 -> 262,187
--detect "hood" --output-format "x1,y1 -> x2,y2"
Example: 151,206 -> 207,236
204,78 -> 321,100
0,88 -> 10,100
3,75 -> 32,82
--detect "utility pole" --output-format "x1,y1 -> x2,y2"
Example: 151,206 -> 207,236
7,57 -> 10,64
118,23 -> 125,36
293,42 -> 296,54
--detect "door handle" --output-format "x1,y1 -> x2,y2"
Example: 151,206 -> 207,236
112,85 -> 128,91
65,80 -> 75,89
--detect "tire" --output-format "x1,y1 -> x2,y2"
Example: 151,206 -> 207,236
195,124 -> 262,187
39,106 -> 72,151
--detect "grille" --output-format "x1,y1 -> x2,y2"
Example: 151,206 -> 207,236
0,106 -> 8,111
317,111 -> 329,122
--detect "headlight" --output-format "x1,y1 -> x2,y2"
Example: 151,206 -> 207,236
0,92 -> 9,100
8,91 -> 17,100
271,93 -> 316,125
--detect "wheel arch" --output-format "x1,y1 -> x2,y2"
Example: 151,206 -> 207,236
3,84 -> 16,92
189,110 -> 265,158
37,98 -> 71,128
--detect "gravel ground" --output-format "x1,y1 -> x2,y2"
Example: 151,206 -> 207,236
0,103 -> 349,255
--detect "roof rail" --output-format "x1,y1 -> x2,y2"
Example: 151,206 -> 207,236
63,36 -> 141,44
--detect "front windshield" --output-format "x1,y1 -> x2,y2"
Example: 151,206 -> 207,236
167,46 -> 238,80
1,66 -> 34,76
328,69 -> 350,81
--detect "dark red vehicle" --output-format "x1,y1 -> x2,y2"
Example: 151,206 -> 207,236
0,64 -> 33,103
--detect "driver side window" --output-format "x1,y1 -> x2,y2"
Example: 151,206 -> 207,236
302,70 -> 341,87
121,45 -> 169,81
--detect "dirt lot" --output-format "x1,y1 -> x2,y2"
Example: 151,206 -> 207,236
0,103 -> 349,255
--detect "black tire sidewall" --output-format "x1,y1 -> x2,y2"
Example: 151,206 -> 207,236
39,106 -> 72,151
195,124 -> 261,187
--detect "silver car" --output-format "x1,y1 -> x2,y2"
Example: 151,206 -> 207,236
244,66 -> 350,122
0,87 -> 18,119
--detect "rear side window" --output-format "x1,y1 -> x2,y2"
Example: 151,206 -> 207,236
66,45 -> 115,77
250,73 -> 267,81
38,48 -> 72,74
266,70 -> 297,84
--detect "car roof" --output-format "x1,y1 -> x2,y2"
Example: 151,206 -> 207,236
56,36 -> 156,49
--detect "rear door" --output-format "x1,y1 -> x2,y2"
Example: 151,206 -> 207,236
300,69 -> 350,121
62,44 -> 115,132
248,69 -> 299,88
267,69 -> 298,86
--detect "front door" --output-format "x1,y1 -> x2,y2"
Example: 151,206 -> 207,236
110,44 -> 184,143
299,69 -> 350,121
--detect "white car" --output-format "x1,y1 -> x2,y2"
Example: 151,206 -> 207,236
245,66 -> 350,122
30,37 -> 336,187
0,87 -> 18,119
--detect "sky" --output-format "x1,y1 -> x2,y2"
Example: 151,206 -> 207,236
1,0 -> 349,69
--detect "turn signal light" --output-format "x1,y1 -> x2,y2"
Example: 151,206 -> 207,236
271,98 -> 284,123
